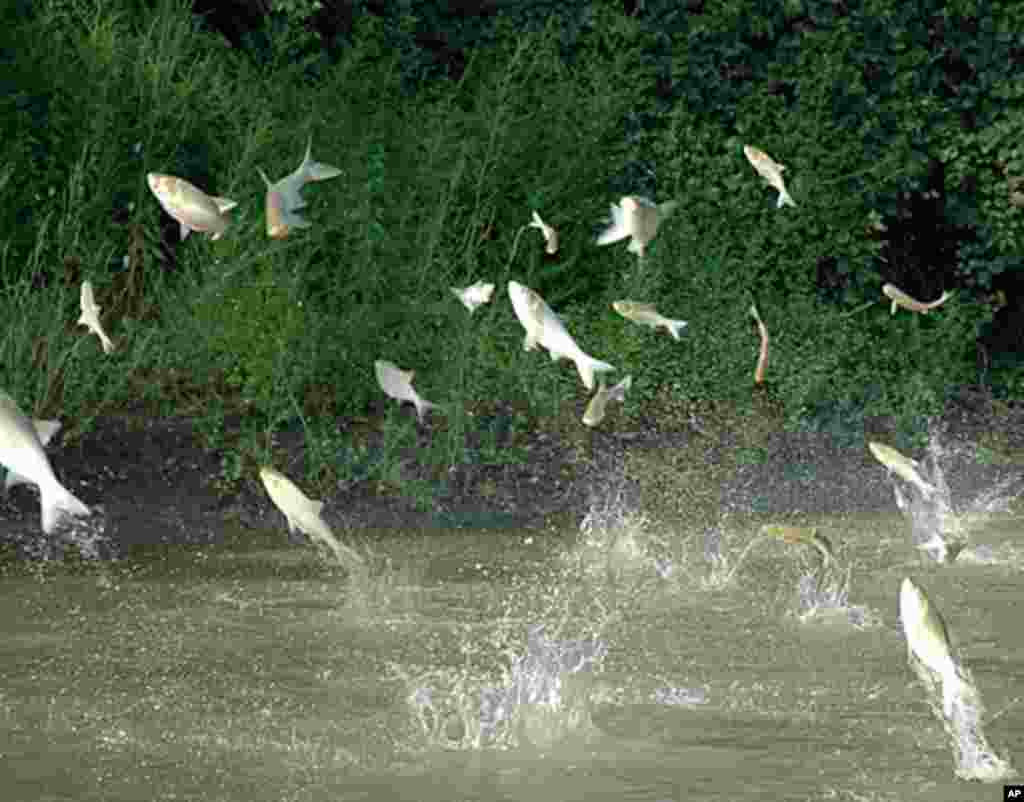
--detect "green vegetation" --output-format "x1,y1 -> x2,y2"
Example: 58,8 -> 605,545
0,0 -> 1020,494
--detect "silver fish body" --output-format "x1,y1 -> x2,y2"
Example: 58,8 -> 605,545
743,145 -> 796,208
529,210 -> 559,254
868,441 -> 937,497
507,281 -> 615,391
899,577 -> 962,717
78,280 -> 115,353
613,301 -> 688,340
596,196 -> 677,257
0,391 -> 90,533
451,281 -> 495,314
374,360 -> 438,423
882,283 -> 954,315
583,375 -> 632,427
146,173 -> 237,241
258,137 -> 341,239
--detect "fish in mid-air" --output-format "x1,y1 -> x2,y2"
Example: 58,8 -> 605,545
899,577 -> 964,718
528,210 -> 559,254
259,467 -> 363,567
750,303 -> 769,384
146,173 -> 237,241
257,137 -> 342,239
868,441 -> 937,497
507,281 -> 615,391
596,196 -> 677,258
3,419 -> 61,493
374,360 -> 438,423
882,283 -> 954,315
583,375 -> 632,427
743,145 -> 796,208
78,281 -> 115,354
613,301 -> 688,340
0,391 -> 90,533
450,280 -> 495,314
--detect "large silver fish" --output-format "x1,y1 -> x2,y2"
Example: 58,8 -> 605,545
868,441 -> 937,497
146,173 -> 237,241
257,137 -> 342,239
374,360 -> 438,423
899,577 -> 964,717
0,391 -> 90,533
259,467 -> 362,567
507,281 -> 615,391
743,145 -> 796,208
596,196 -> 677,258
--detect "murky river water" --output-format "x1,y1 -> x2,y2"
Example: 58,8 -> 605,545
1,505 -> 1021,801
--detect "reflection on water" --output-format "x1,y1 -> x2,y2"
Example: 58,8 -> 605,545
0,436 -> 1021,800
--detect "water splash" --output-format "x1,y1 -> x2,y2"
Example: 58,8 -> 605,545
887,424 -> 1022,564
401,624 -> 608,750
906,651 -> 1017,782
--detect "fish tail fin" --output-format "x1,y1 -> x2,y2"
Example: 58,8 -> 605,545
576,357 -> 615,391
39,481 -> 90,534
596,205 -> 629,247
667,320 -> 688,341
305,161 -> 343,182
413,396 -> 437,423
777,190 -> 796,208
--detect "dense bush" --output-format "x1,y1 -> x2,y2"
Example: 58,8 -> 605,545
0,0 -> 1020,475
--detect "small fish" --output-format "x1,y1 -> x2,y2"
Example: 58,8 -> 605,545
596,196 -> 677,257
868,441 -> 937,497
0,390 -> 90,533
613,301 -> 688,340
882,283 -> 954,315
583,375 -> 632,427
528,210 -> 558,254
743,145 -> 796,208
257,137 -> 342,239
374,360 -> 438,423
78,281 -> 114,354
450,280 -> 495,314
750,303 -> 769,384
899,577 -> 963,717
507,281 -> 615,391
3,419 -> 61,493
259,467 -> 362,567
146,173 -> 237,241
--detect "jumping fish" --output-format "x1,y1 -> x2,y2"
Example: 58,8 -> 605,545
374,360 -> 438,423
450,280 -> 495,314
868,441 -> 937,497
882,283 -> 954,315
750,303 -> 769,384
899,577 -> 964,717
3,419 -> 61,492
743,145 -> 796,208
583,375 -> 632,427
507,281 -> 615,391
146,173 -> 237,241
257,137 -> 342,239
78,280 -> 115,354
613,301 -> 688,340
259,467 -> 362,567
0,390 -> 90,533
596,196 -> 677,258
528,210 -> 559,255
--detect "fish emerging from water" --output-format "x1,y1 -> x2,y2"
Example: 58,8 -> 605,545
259,467 -> 363,567
868,441 -> 937,497
374,360 -> 438,423
257,137 -> 342,239
743,145 -> 796,208
583,375 -> 632,427
899,577 -> 964,718
146,173 -> 237,241
613,300 -> 688,340
78,280 -> 114,354
528,210 -> 559,254
450,280 -> 495,314
0,390 -> 90,533
882,283 -> 954,315
507,281 -> 615,391
596,196 -> 677,258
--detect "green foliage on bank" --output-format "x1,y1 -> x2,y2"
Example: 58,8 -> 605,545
0,0 -> 1021,483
